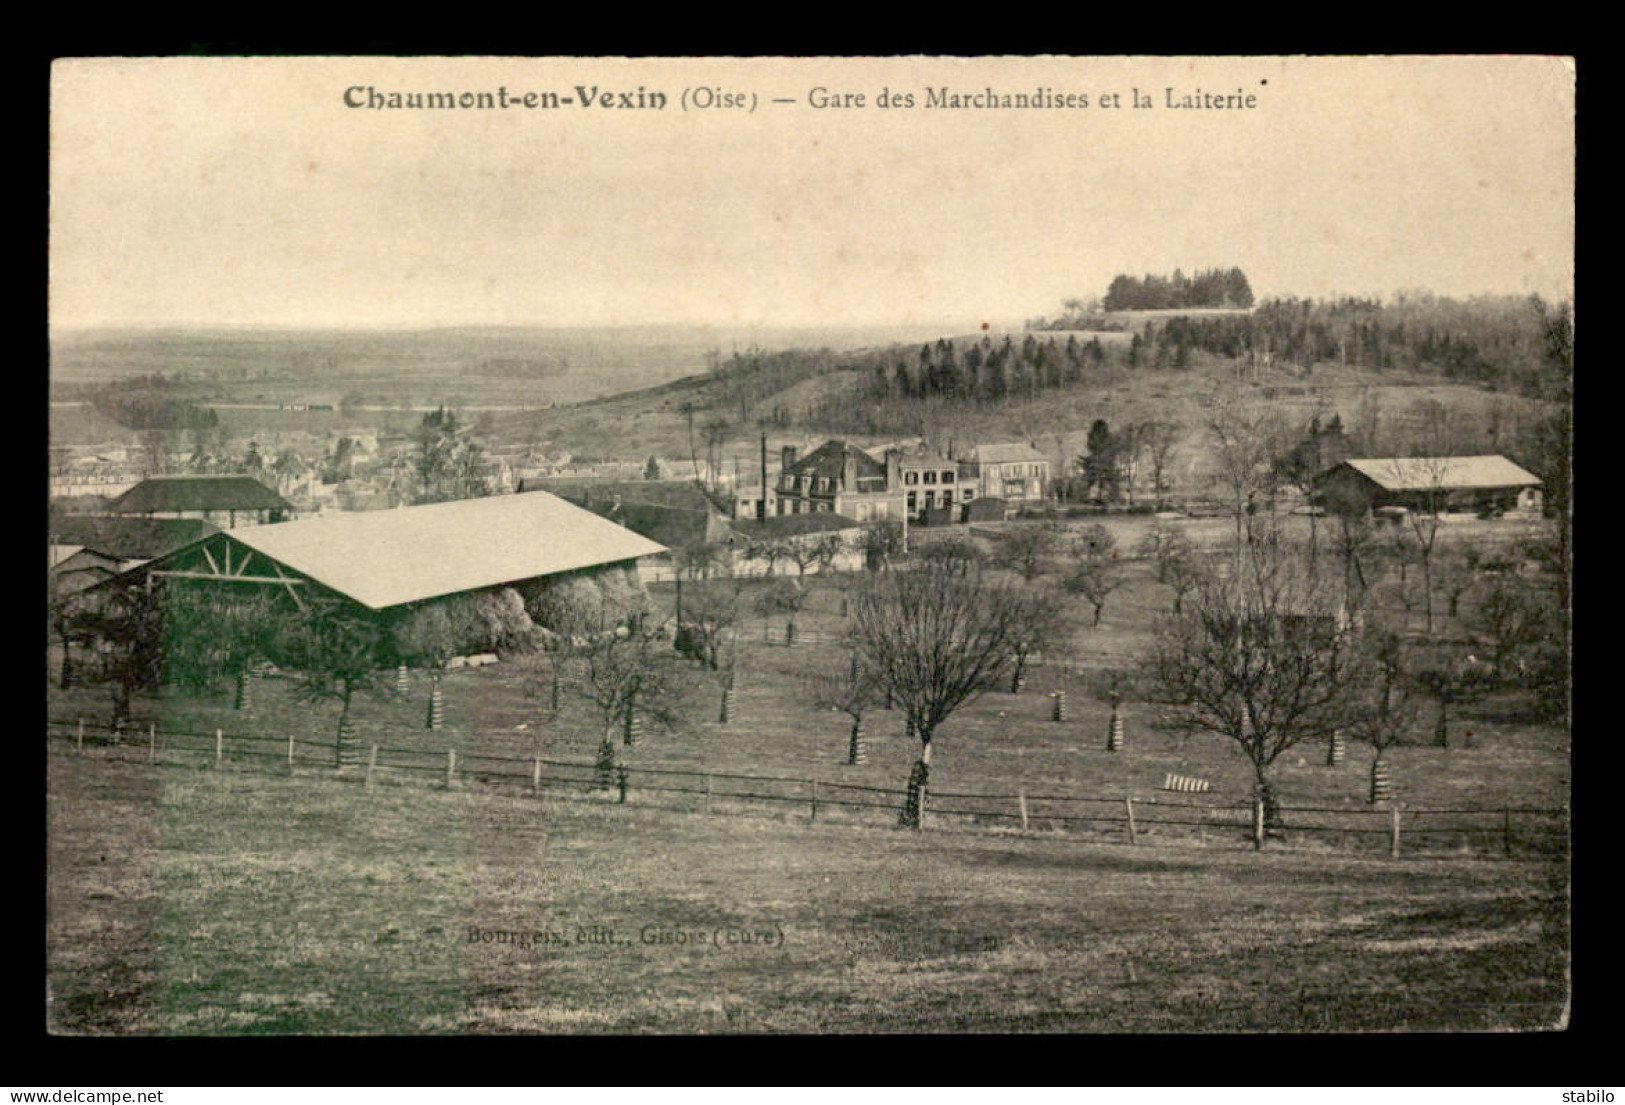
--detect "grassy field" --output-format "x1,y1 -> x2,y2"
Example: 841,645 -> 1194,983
46,747 -> 1568,1035
48,516 -> 1568,841
45,508 -> 1569,1034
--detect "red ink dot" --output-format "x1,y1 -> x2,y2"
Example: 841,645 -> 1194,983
981,322 -> 990,331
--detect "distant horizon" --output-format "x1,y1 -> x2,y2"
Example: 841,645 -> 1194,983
47,284 -> 1573,338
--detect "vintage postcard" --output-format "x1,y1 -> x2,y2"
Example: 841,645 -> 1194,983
47,55 -> 1572,1035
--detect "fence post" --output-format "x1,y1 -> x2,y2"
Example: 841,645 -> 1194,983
810,778 -> 819,822
1390,806 -> 1402,859
704,774 -> 712,813
618,766 -> 629,804
287,733 -> 295,767
77,718 -> 84,751
215,728 -> 224,765
148,723 -> 156,765
1017,787 -> 1029,832
532,756 -> 542,796
1503,807 -> 1513,857
446,749 -> 456,789
1253,792 -> 1265,851
1125,797 -> 1138,845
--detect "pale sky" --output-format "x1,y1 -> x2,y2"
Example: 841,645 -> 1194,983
49,56 -> 1574,330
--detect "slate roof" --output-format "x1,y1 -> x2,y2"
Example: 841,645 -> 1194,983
729,513 -> 863,539
45,514 -> 220,560
111,475 -> 292,515
1337,456 -> 1541,491
165,490 -> 666,610
783,440 -> 886,481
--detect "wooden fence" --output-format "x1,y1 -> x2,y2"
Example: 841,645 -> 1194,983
46,717 -> 1568,860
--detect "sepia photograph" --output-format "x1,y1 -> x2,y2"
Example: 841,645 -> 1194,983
46,55 -> 1573,1035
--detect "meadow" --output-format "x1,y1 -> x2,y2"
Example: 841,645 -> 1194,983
44,512 -> 1569,1034
46,745 -> 1567,1035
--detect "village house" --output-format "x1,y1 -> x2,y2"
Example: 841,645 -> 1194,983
961,443 -> 1051,505
885,445 -> 977,522
774,441 -> 905,524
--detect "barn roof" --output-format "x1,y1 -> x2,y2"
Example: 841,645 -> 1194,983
1338,456 -> 1541,491
111,475 -> 291,514
730,513 -> 861,539
195,490 -> 666,610
46,514 -> 220,560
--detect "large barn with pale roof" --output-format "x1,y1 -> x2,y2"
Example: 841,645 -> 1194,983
1311,455 -> 1543,516
93,491 -> 667,629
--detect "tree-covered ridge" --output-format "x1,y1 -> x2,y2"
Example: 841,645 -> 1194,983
1101,267 -> 1256,311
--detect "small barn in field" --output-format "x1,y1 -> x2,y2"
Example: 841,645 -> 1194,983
95,491 -> 668,649
1311,456 -> 1543,517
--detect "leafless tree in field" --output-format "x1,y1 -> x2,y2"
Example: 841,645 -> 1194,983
1138,420 -> 1183,510
576,631 -> 685,748
811,646 -> 884,765
994,524 -> 1061,584
1005,584 -> 1071,693
1137,525 -> 1204,616
1205,393 -> 1292,578
1350,627 -> 1428,803
850,562 -> 1025,828
1149,546 -> 1362,829
1064,526 -> 1123,627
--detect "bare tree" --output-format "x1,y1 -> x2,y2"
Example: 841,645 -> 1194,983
914,534 -> 986,578
850,562 -> 1026,828
1064,527 -> 1123,626
1205,395 -> 1292,579
1350,628 -> 1427,803
576,631 -> 685,748
857,520 -> 905,572
1139,420 -> 1183,510
675,580 -> 739,671
1149,548 -> 1362,833
812,647 -> 884,764
1475,581 -> 1550,675
994,524 -> 1061,583
1005,584 -> 1070,693
1137,525 -> 1203,615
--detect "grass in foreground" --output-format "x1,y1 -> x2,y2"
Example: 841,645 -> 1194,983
47,749 -> 1568,1035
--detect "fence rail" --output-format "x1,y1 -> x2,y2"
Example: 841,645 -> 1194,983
46,717 -> 1568,860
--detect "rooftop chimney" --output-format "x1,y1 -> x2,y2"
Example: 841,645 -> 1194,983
781,445 -> 799,471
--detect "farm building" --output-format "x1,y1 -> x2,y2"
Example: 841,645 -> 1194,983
48,545 -> 126,598
727,513 -> 867,576
520,480 -> 737,584
89,491 -> 667,643
46,513 -> 220,563
1311,456 -> 1542,516
109,474 -> 293,528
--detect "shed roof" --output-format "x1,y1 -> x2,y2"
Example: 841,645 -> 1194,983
111,475 -> 291,514
1337,456 -> 1541,491
204,490 -> 666,610
46,514 -> 220,560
